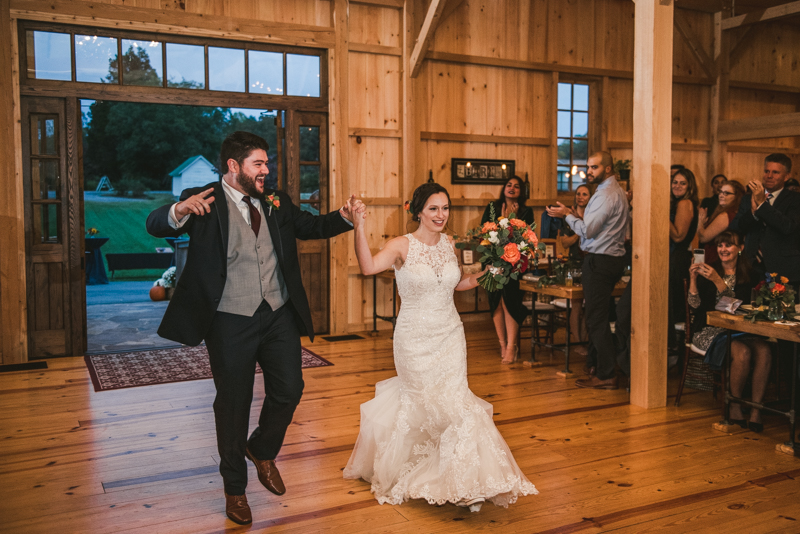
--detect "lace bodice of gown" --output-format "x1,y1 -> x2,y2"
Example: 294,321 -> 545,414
394,232 -> 461,313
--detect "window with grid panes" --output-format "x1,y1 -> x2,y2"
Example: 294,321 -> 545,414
556,82 -> 589,192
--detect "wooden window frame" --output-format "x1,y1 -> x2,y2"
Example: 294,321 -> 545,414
555,75 -> 602,193
18,20 -> 328,113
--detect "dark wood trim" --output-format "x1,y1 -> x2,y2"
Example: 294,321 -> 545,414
19,83 -> 328,112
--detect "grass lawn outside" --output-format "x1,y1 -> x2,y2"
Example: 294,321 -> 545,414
85,192 -> 177,281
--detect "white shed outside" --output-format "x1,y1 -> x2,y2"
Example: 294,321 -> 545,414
170,155 -> 218,197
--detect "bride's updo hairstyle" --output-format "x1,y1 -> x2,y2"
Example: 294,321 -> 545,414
408,182 -> 451,222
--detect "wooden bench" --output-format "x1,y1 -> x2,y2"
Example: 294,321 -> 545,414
105,253 -> 174,277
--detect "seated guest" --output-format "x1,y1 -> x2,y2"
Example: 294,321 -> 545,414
668,167 -> 699,355
697,180 -> 745,264
687,230 -> 769,432
730,153 -> 800,288
700,173 -> 727,213
481,176 -> 534,364
558,184 -> 590,346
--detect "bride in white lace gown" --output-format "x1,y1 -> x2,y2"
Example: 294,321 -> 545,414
344,183 -> 538,511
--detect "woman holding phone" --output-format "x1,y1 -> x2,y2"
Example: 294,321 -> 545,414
686,230 -> 769,432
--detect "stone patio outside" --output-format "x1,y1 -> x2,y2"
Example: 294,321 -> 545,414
86,281 -> 180,354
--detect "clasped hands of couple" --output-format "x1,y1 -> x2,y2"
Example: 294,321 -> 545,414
174,186 -> 367,223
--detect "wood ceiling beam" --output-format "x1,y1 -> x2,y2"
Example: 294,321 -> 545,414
674,10 -> 716,78
721,0 -> 800,30
439,0 -> 467,24
719,112 -> 800,141
10,0 -> 335,48
350,0 -> 404,8
729,26 -> 755,65
409,0 -> 448,78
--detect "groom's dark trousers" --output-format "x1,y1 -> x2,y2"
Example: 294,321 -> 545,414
206,300 -> 302,495
146,180 -> 351,496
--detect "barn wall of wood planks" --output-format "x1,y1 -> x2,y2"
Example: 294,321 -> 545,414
1,0 -> 798,362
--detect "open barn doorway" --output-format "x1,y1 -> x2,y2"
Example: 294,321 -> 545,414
19,22 -> 329,358
80,101 -> 285,354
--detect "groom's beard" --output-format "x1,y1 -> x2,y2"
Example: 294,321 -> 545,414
238,168 -> 265,198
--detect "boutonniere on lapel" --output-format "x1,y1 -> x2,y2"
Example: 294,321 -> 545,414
264,193 -> 280,216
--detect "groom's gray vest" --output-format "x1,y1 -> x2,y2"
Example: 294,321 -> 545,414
217,192 -> 288,316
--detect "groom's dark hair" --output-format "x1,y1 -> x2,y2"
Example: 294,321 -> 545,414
409,182 -> 451,222
219,131 -> 270,175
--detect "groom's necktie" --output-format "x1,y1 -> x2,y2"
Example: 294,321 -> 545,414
242,197 -> 261,237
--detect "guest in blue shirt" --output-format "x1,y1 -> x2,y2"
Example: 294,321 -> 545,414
546,151 -> 631,389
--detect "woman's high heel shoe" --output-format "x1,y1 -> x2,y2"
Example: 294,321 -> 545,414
501,345 -> 518,364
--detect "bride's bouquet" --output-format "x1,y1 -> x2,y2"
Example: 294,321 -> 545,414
456,204 -> 544,292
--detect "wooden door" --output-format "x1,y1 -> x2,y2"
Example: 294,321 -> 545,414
285,111 -> 329,334
21,97 -> 85,358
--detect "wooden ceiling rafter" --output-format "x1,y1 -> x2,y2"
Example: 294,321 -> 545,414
409,0 -> 448,78
674,10 -> 716,78
721,0 -> 800,29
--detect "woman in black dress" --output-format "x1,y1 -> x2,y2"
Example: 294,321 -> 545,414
480,176 -> 534,364
668,167 -> 699,359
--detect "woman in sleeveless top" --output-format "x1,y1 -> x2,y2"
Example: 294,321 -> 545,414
668,168 -> 699,356
343,183 -> 538,511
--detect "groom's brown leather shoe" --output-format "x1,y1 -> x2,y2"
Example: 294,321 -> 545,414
245,446 -> 286,495
224,493 -> 252,525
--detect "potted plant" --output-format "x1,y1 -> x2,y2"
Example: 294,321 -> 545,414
150,266 -> 177,301
614,159 -> 632,182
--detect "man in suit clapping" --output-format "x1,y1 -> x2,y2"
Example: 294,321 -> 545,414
730,152 -> 800,289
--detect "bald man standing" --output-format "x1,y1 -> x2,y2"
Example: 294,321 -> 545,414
546,152 -> 631,389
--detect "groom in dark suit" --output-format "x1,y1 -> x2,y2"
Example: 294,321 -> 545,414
146,131 -> 361,525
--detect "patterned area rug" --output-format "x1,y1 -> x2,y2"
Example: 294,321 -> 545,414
84,345 -> 333,392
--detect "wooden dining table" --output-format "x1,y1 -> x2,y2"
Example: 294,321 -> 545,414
519,279 -> 627,377
706,311 -> 800,457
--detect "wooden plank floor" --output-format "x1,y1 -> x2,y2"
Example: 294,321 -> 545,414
2,324 -> 799,533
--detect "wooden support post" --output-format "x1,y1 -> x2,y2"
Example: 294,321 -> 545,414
409,0 -> 446,78
709,4 -> 731,180
329,0 -> 350,334
630,0 -> 673,409
0,5 -> 28,364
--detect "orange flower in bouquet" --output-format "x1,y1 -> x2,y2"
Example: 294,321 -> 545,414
501,243 -> 521,265
455,203 -> 544,292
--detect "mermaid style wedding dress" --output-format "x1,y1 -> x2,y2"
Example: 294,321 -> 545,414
344,233 -> 538,509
